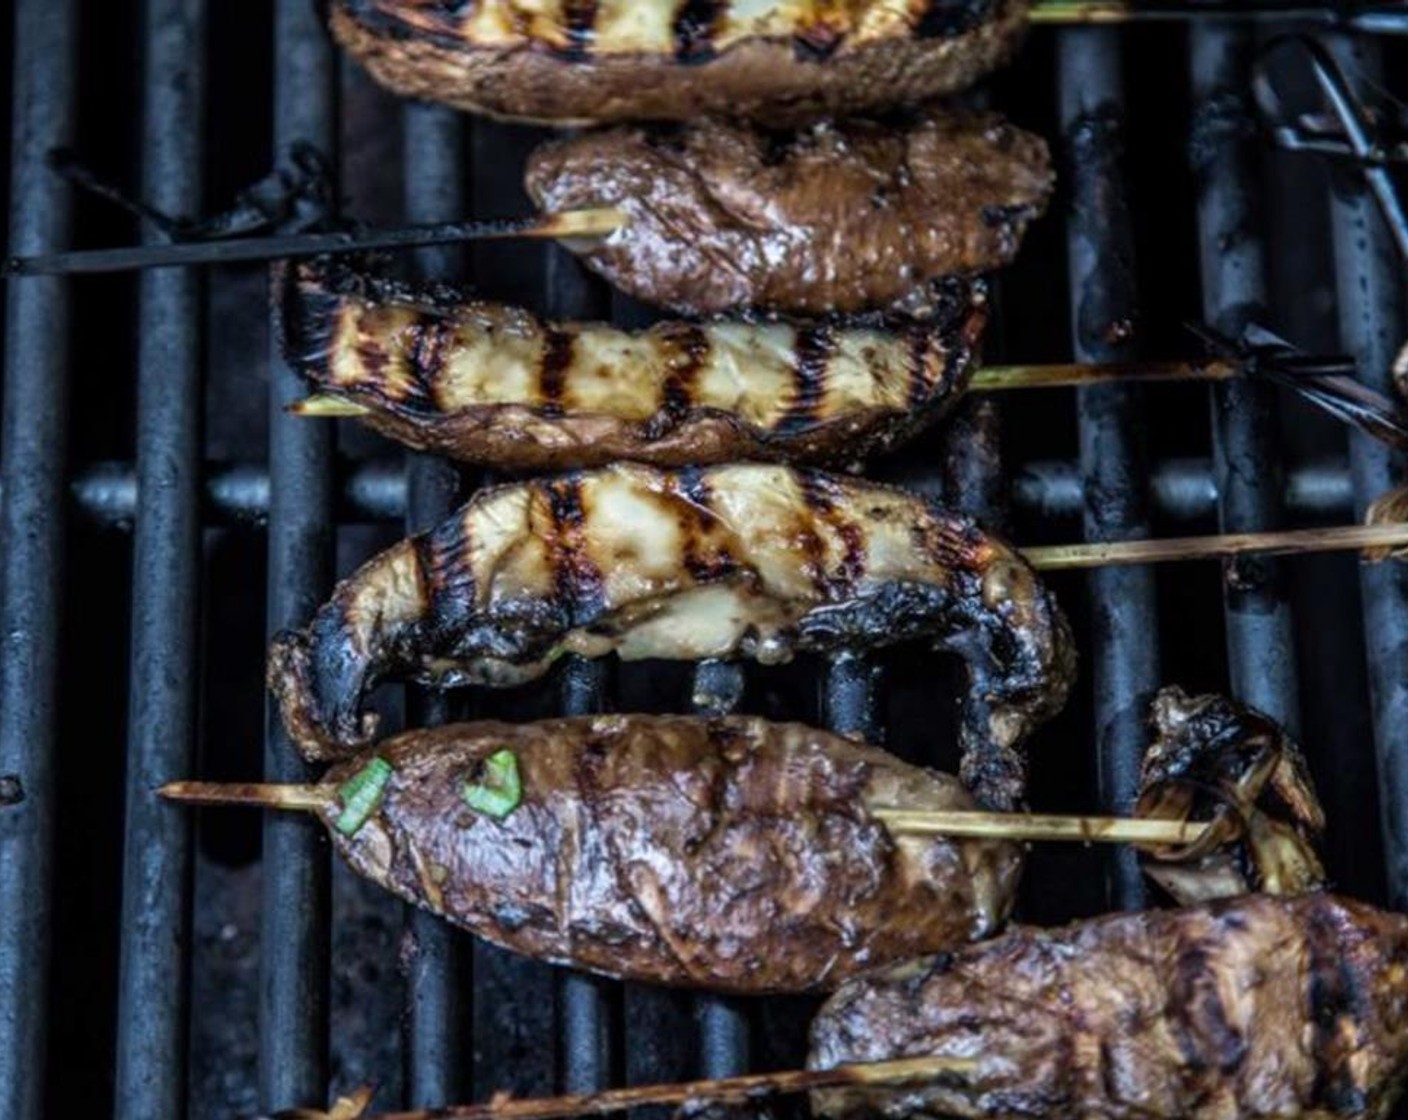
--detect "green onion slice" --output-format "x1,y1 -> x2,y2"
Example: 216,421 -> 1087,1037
334,757 -> 394,836
462,749 -> 523,820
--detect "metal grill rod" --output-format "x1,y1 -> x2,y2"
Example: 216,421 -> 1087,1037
1059,28 -> 1159,910
261,0 -> 337,1108
112,2 -> 207,1117
1328,34 -> 1408,908
402,97 -> 470,1109
1192,27 -> 1304,735
0,5 -> 78,1120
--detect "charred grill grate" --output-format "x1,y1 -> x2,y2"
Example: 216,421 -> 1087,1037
0,5 -> 1406,1119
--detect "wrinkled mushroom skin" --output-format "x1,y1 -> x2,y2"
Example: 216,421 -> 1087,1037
329,0 -> 1030,126
323,715 -> 1023,992
1137,686 -> 1327,905
811,894 -> 1408,1120
268,463 -> 1075,800
525,113 -> 1054,318
279,259 -> 988,470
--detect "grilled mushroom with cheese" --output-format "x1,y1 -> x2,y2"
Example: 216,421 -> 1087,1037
280,259 -> 987,469
525,112 -> 1053,317
268,463 -> 1076,777
170,715 -> 1024,992
328,0 -> 1030,126
809,892 -> 1408,1120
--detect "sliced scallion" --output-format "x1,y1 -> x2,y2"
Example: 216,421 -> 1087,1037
334,756 -> 394,836
462,749 -> 522,820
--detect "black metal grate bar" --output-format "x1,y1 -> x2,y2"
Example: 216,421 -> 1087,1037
691,658 -> 751,1079
1191,27 -> 1303,732
113,2 -> 207,1116
261,0 -> 338,1108
0,4 -> 77,1119
1328,35 -> 1408,907
1059,29 -> 1159,909
402,97 -> 469,1109
822,652 -> 883,742
543,208 -> 620,1097
39,455 -> 1361,529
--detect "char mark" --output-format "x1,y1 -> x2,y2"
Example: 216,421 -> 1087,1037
647,323 -> 710,440
546,476 -> 606,626
672,0 -> 725,63
675,468 -> 736,582
778,326 -> 837,435
800,472 -> 866,596
276,263 -> 344,382
539,329 -> 575,418
913,0 -> 997,38
341,0 -> 474,48
907,322 -> 943,410
792,21 -> 845,61
408,313 -> 449,411
1305,906 -> 1372,1113
415,514 -> 479,644
558,0 -> 600,61
355,340 -> 390,382
1167,941 -> 1247,1078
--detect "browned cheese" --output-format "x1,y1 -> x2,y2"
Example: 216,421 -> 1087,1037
267,463 -> 1075,794
525,112 -> 1054,316
322,715 -> 1023,992
810,893 -> 1408,1120
328,0 -> 1030,125
280,259 -> 987,469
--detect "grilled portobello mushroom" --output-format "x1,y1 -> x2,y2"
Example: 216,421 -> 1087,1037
280,259 -> 987,469
1134,686 -> 1327,905
328,0 -> 1030,126
810,893 -> 1408,1120
525,112 -> 1053,317
268,463 -> 1075,786
309,714 -> 1023,992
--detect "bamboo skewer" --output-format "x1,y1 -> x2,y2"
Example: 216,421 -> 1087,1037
304,1057 -> 975,1120
870,808 -> 1207,846
1027,0 -> 1407,29
2,206 -> 628,277
1023,522 -> 1408,571
289,358 -> 1244,419
160,780 -> 329,812
971,359 -> 1238,391
160,782 -> 1203,848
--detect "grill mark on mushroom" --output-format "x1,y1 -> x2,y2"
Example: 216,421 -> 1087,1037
648,321 -> 710,440
672,0 -> 725,62
780,325 -> 839,436
810,894 -> 1408,1120
545,475 -> 605,626
557,0 -> 599,60
329,1 -> 1031,126
267,463 -> 1075,777
539,328 -> 575,418
914,0 -> 998,37
280,259 -> 987,469
1306,904 -> 1374,1113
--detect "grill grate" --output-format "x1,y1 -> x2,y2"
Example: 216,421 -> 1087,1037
1,5 -> 1407,1119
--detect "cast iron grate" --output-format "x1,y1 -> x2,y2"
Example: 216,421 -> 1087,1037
0,5 -> 1405,1119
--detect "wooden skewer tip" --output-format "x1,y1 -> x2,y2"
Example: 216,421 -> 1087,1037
333,1056 -> 977,1120
289,394 -> 374,418
158,780 -> 329,812
530,206 -> 628,240
872,807 -> 1209,847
